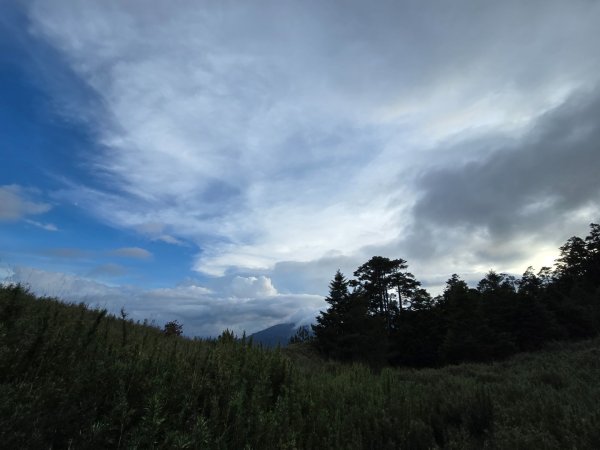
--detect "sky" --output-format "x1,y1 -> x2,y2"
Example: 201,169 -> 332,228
1,0 -> 600,337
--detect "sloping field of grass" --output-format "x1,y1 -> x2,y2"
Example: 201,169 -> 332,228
2,284 -> 599,449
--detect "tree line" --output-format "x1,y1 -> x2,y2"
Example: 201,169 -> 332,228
311,223 -> 600,366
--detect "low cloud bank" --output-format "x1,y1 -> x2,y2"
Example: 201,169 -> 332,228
3,266 -> 325,337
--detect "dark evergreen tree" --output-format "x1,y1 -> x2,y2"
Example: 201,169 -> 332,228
289,325 -> 312,344
312,270 -> 350,354
554,236 -> 589,289
313,270 -> 386,363
314,223 -> 600,367
584,223 -> 600,290
548,226 -> 599,337
439,275 -> 497,363
477,271 -> 519,358
351,256 -> 420,332
514,267 -> 563,350
585,223 -> 600,328
387,286 -> 439,366
537,266 -> 554,286
517,266 -> 542,298
408,288 -> 434,311
337,292 -> 387,364
163,320 -> 183,337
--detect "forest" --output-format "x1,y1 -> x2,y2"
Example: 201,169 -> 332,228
1,224 -> 599,448
311,223 -> 600,367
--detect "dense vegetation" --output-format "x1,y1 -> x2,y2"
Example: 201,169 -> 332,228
312,223 -> 600,366
2,283 -> 600,449
2,223 -> 600,448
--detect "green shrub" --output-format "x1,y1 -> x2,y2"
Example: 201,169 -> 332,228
2,286 -> 600,449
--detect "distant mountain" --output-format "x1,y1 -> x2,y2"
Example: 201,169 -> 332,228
250,322 -> 306,347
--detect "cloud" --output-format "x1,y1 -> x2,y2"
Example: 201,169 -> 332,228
404,88 -> 600,273
153,234 -> 184,245
263,87 -> 600,295
414,89 -> 600,236
268,254 -> 362,296
134,222 -> 186,246
0,185 -> 51,221
3,266 -> 325,337
25,219 -> 58,231
4,266 -> 120,301
24,0 -> 600,297
231,276 -> 277,298
109,247 -> 152,260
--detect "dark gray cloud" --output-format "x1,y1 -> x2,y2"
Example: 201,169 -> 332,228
345,87 -> 600,291
414,87 -> 600,240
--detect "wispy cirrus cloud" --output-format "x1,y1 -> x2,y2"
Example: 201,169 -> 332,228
25,219 -> 58,232
21,0 -> 600,299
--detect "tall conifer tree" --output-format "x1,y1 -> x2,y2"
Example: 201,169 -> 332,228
312,270 -> 351,355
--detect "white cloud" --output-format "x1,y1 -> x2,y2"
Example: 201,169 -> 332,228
231,276 -> 277,298
0,185 -> 51,221
3,266 -> 325,337
153,234 -> 184,245
25,219 -> 58,231
25,0 -> 600,297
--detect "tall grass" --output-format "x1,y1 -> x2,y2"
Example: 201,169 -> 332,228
2,284 -> 599,449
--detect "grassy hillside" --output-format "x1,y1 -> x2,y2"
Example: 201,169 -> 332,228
2,284 -> 599,449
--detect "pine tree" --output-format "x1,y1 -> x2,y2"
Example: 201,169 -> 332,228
351,256 -> 420,333
313,271 -> 385,362
312,270 -> 351,356
439,275 -> 499,363
163,320 -> 183,337
289,325 -> 312,344
514,267 -> 562,350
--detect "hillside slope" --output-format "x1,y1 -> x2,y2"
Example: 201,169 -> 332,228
249,322 -> 296,347
2,284 -> 599,449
